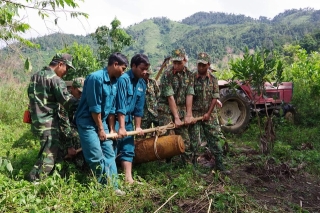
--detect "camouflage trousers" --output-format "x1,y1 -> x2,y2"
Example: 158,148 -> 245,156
189,113 -> 225,170
29,131 -> 61,181
158,112 -> 192,162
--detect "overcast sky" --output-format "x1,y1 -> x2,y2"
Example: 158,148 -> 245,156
21,0 -> 320,38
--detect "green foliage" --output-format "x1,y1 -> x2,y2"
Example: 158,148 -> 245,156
283,45 -> 320,126
59,42 -> 100,80
230,47 -> 284,96
91,18 -> 133,66
0,0 -> 88,46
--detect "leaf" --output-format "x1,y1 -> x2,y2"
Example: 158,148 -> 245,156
6,161 -> 13,173
24,58 -> 32,73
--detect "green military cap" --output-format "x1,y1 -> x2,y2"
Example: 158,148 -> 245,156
197,52 -> 211,64
51,53 -> 75,70
72,77 -> 85,92
171,48 -> 186,61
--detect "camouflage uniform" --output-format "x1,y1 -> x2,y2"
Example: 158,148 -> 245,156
27,53 -> 77,181
58,78 -> 86,170
190,52 -> 225,170
141,73 -> 160,134
158,48 -> 195,155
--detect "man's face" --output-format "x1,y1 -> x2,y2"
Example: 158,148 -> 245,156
55,62 -> 69,78
115,63 -> 127,78
132,63 -> 149,78
173,60 -> 185,72
197,63 -> 210,75
142,73 -> 149,81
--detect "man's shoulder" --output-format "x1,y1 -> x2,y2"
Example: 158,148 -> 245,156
118,72 -> 130,81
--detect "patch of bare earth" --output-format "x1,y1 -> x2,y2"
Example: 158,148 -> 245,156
230,147 -> 320,212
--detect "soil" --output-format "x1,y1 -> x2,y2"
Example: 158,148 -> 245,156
229,146 -> 320,212
180,146 -> 320,213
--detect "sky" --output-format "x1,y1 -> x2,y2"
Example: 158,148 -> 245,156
21,0 -> 320,38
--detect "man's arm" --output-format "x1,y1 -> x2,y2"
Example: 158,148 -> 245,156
117,113 -> 127,138
91,112 -> 107,141
115,77 -> 128,138
185,94 -> 194,124
203,98 -> 218,121
184,72 -> 195,124
134,116 -> 144,135
168,96 -> 183,127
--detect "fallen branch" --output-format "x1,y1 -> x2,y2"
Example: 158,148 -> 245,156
154,192 -> 178,213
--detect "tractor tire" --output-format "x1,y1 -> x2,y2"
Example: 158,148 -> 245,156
219,88 -> 251,134
283,104 -> 295,124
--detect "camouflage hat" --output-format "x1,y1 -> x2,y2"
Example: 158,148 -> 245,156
171,48 -> 186,61
197,52 -> 211,64
72,77 -> 85,92
51,53 -> 75,70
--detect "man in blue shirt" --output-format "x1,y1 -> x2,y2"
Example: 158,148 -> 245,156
75,53 -> 128,194
115,54 -> 150,184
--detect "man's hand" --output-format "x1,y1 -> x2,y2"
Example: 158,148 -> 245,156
98,128 -> 107,141
67,147 -> 77,158
118,127 -> 127,138
203,113 -> 210,121
217,100 -> 223,108
184,116 -> 195,125
174,117 -> 184,128
136,127 -> 144,136
109,129 -> 118,140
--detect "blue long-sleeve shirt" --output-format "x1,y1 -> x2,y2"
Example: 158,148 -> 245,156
76,68 -> 117,130
115,69 -> 146,123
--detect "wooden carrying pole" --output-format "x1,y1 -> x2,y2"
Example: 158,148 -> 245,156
64,116 -> 203,159
155,57 -> 171,81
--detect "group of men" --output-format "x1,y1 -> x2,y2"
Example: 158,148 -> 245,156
27,48 -> 227,195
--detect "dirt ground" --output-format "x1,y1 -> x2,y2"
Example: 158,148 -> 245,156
229,147 -> 320,213
178,146 -> 320,213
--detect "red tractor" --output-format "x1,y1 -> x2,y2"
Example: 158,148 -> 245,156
218,80 -> 294,134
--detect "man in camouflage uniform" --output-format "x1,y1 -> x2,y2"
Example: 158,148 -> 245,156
190,52 -> 227,172
139,67 -> 160,138
27,53 -> 78,182
58,77 -> 86,170
158,48 -> 195,161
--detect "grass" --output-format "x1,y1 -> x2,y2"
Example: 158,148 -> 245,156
1,80 -> 320,212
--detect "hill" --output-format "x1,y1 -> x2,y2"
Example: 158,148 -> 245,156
1,8 -> 320,77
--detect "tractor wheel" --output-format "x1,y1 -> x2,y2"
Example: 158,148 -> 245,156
219,88 -> 251,134
282,104 -> 295,124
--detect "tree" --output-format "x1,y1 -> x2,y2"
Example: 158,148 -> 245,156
0,0 -> 88,47
59,42 -> 100,80
91,18 -> 133,66
230,47 -> 284,154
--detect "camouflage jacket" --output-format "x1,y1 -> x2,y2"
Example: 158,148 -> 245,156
144,78 -> 160,117
27,66 -> 76,136
158,65 -> 195,117
58,99 -> 79,148
192,71 -> 220,115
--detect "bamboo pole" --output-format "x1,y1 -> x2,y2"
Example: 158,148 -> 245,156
64,116 -> 203,159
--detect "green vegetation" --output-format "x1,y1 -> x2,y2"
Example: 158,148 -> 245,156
1,8 -> 320,213
0,0 -> 88,47
2,8 -> 320,74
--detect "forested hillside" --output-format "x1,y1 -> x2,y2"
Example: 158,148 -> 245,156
1,8 -> 320,76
